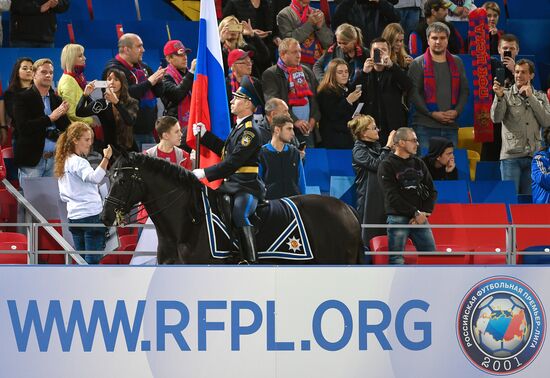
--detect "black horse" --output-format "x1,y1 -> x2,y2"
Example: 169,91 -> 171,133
100,153 -> 361,264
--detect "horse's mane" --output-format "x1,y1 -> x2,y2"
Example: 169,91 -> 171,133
126,152 -> 200,188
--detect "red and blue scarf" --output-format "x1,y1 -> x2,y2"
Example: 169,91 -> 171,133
165,64 -> 191,127
115,54 -> 156,109
277,58 -> 313,106
423,48 -> 460,112
64,64 -> 87,90
290,0 -> 323,65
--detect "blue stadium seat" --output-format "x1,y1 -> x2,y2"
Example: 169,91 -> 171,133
57,0 -> 91,21
305,186 -> 321,195
138,0 -> 185,20
303,148 -> 330,193
521,246 -> 550,265
456,54 -> 474,127
326,149 -> 354,177
69,20 -> 120,49
433,180 -> 470,204
454,148 -> 470,181
329,176 -> 356,207
506,1 -> 550,19
83,49 -> 116,81
475,161 -> 501,181
91,0 -> 138,21
469,180 -> 517,204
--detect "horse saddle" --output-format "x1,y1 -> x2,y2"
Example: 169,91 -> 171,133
203,190 -> 313,261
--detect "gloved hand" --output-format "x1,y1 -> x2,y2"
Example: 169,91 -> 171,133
192,169 -> 205,180
192,122 -> 206,137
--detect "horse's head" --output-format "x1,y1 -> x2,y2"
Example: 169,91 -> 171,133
101,151 -> 146,226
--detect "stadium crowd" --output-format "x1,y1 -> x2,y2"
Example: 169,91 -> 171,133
0,0 -> 549,264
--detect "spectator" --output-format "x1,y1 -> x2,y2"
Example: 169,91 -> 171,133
481,34 -> 520,161
219,15 -> 271,77
145,116 -> 192,170
103,33 -> 165,151
0,0 -> 10,47
161,40 -> 196,148
393,0 -> 422,43
55,122 -> 112,264
491,59 -> 550,195
313,23 -> 368,83
256,97 -> 292,145
58,44 -> 94,125
277,0 -> 334,68
222,0 -> 273,45
76,68 -> 139,152
408,22 -> 469,151
382,23 -> 414,71
377,127 -> 437,264
259,114 -> 306,199
4,58 -> 34,146
481,1 -> 503,55
225,49 -> 262,121
10,0 -> 69,47
262,38 -> 320,147
13,58 -> 70,179
412,0 -> 461,55
355,37 -> 413,146
349,115 -> 394,259
317,58 -> 361,149
333,0 -> 400,48
446,0 -> 475,22
192,78 -> 266,264
422,136 -> 457,180
532,127 -> 550,204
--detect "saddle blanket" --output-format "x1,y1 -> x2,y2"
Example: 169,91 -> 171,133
202,191 -> 314,261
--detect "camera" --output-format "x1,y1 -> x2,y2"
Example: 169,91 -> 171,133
503,50 -> 512,59
495,67 -> 505,85
46,128 -> 61,142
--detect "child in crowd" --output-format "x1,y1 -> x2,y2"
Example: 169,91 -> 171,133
55,122 -> 112,264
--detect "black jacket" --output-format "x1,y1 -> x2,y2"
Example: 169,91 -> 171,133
352,140 -> 391,244
13,86 -> 70,167
161,69 -> 194,120
377,153 -> 437,218
10,0 -> 69,44
221,36 -> 271,78
422,136 -> 458,181
354,65 -> 413,146
103,58 -> 164,134
317,85 -> 356,149
76,95 -> 139,151
259,144 -> 301,199
202,115 -> 265,198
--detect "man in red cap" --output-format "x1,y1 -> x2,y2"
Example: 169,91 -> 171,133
161,40 -> 196,151
225,49 -> 262,123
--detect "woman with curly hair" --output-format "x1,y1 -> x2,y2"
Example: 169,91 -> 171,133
317,58 -> 362,148
382,23 -> 413,71
55,122 -> 112,264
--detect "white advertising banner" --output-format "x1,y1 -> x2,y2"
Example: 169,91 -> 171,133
0,266 -> 546,378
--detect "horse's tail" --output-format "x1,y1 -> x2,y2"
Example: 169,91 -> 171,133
347,204 -> 366,264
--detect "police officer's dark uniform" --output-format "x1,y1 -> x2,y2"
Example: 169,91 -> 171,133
199,76 -> 265,263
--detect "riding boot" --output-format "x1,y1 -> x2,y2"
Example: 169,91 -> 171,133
238,226 -> 258,264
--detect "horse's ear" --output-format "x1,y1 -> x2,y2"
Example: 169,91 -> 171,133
111,146 -> 122,160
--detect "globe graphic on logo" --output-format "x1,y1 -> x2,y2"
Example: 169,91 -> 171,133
472,293 -> 531,358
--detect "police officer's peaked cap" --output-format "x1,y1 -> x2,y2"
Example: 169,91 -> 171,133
235,75 -> 264,109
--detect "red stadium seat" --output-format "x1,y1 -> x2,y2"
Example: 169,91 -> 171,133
38,220 -> 66,264
369,236 -> 418,265
510,204 -> 550,263
0,231 -> 27,243
0,189 -> 18,231
0,241 -> 28,264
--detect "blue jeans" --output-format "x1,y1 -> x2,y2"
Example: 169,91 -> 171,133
133,133 -> 156,152
18,156 -> 54,181
413,125 -> 458,153
500,157 -> 532,195
232,193 -> 258,228
396,7 -> 421,43
387,215 -> 436,265
69,214 -> 106,264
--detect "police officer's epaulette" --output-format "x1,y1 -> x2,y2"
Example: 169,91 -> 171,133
245,121 -> 253,128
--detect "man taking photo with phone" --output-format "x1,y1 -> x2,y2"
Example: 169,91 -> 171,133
354,37 -> 412,146
491,58 -> 550,195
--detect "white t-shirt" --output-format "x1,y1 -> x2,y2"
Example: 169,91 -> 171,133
58,154 -> 106,220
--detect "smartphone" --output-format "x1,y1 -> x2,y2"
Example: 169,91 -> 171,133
298,142 -> 307,151
227,24 -> 243,33
495,67 -> 506,85
355,84 -> 362,92
373,49 -> 382,64
503,50 -> 512,59
95,80 -> 108,88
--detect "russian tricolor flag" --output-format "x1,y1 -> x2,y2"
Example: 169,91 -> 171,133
187,0 -> 230,189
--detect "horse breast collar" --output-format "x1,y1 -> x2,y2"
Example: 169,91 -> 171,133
201,190 -> 314,260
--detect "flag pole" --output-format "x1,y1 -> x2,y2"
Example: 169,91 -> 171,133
194,133 -> 201,169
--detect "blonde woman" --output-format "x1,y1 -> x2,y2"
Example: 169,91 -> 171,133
58,44 -> 94,125
218,15 -> 270,77
55,122 -> 112,264
349,115 -> 395,259
382,23 -> 413,70
313,23 -> 368,82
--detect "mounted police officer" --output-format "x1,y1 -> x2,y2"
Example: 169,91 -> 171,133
192,75 -> 265,263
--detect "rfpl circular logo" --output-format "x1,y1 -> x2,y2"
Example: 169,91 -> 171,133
457,276 -> 545,375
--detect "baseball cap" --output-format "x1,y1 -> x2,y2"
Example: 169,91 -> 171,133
163,40 -> 191,57
227,49 -> 254,68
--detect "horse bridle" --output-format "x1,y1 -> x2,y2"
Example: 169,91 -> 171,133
105,166 -> 187,226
